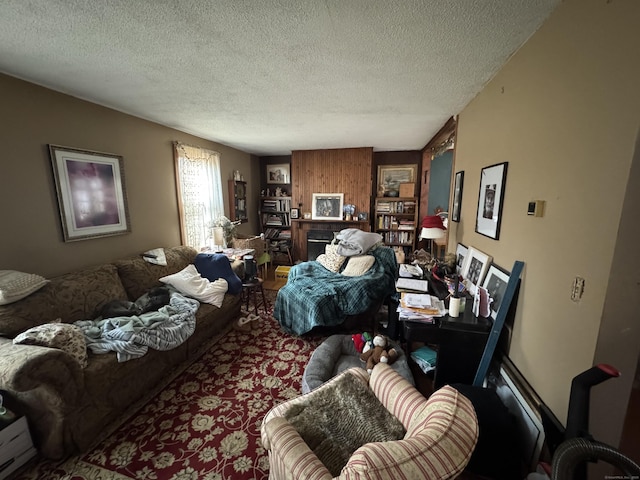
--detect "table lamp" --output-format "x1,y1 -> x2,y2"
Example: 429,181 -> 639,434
420,215 -> 446,256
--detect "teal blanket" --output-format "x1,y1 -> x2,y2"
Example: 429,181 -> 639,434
274,246 -> 398,335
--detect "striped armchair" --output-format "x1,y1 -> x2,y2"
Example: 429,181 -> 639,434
261,363 -> 478,480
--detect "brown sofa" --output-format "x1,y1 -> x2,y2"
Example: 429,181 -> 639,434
0,246 -> 242,459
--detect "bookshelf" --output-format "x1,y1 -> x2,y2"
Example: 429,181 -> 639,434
228,180 -> 248,223
260,196 -> 293,264
374,197 -> 418,251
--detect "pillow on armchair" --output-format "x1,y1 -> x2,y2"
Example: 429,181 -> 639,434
316,244 -> 347,273
193,253 -> 242,295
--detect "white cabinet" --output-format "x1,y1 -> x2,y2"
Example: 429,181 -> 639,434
0,415 -> 36,480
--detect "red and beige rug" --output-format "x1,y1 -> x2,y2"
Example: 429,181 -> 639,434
14,298 -> 324,480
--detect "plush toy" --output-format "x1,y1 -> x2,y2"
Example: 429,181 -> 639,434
352,332 -> 374,354
359,334 -> 399,374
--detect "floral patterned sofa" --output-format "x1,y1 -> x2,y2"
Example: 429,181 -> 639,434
0,246 -> 242,459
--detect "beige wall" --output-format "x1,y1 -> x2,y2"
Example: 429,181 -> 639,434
451,0 -> 640,448
0,74 -> 259,278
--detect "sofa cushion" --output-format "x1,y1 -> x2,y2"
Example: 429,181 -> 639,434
160,265 -> 228,307
0,270 -> 49,305
13,322 -> 88,368
114,246 -> 197,300
193,253 -> 242,295
0,264 -> 128,337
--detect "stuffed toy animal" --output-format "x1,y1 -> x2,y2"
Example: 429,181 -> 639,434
359,334 -> 399,374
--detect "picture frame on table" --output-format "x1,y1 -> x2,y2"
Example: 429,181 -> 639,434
455,243 -> 468,274
452,171 -> 464,222
476,162 -> 508,239
482,264 -> 511,320
377,164 -> 417,197
49,144 -> 131,242
266,164 -> 290,184
311,193 -> 344,221
461,246 -> 492,294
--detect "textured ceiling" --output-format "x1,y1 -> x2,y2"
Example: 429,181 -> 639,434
0,0 -> 560,156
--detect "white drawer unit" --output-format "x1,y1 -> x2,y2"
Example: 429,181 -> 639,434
0,415 -> 36,480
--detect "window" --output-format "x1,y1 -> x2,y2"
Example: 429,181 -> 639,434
174,142 -> 223,249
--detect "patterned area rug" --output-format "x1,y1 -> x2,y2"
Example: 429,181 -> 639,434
14,291 -> 324,480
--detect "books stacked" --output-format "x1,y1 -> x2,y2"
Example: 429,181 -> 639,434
410,346 -> 438,374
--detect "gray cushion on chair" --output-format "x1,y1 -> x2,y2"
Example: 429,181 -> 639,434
302,334 -> 414,393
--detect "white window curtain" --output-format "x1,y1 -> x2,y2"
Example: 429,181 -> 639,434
174,142 -> 223,249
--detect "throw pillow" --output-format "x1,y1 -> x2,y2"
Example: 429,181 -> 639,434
284,372 -> 405,476
142,247 -> 167,266
159,264 -> 228,307
341,255 -> 375,277
193,253 -> 242,295
316,244 -> 346,273
0,270 -> 49,305
13,322 -> 88,368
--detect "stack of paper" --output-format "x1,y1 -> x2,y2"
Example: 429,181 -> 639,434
396,277 -> 429,293
397,293 -> 446,323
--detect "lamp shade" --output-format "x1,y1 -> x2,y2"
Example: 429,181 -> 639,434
420,215 -> 446,239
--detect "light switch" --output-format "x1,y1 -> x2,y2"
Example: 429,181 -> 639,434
527,200 -> 545,217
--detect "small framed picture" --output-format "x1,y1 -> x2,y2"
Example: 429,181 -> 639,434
461,246 -> 492,294
482,264 -> 510,319
311,193 -> 344,221
452,171 -> 464,222
358,212 -> 369,221
476,162 -> 508,239
455,243 -> 468,274
266,164 -> 290,184
290,208 -> 299,219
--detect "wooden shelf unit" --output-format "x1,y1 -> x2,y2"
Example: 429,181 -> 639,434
374,197 -> 418,250
260,196 -> 293,265
228,180 -> 248,223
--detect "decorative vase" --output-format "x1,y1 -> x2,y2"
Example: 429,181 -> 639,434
345,213 -> 352,221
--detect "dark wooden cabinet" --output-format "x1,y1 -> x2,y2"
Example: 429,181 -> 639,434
393,296 -> 491,390
229,180 -> 248,223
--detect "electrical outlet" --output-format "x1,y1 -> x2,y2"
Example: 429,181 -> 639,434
571,276 -> 585,302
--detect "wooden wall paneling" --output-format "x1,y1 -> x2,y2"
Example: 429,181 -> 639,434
291,147 -> 373,260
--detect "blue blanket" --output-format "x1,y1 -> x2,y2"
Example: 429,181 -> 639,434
274,246 -> 398,335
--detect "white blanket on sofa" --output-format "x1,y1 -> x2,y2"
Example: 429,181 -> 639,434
75,290 -> 199,362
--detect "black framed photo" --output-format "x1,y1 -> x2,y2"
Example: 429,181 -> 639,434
452,171 -> 464,222
481,263 -> 510,320
290,208 -> 299,219
455,243 -> 468,274
476,162 -> 508,240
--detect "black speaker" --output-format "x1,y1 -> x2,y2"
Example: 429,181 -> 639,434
243,255 -> 257,281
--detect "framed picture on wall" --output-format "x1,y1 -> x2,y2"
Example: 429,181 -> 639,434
266,164 -> 290,184
49,144 -> 131,242
311,193 -> 344,220
290,208 -> 299,219
452,171 -> 464,222
476,162 -> 508,239
377,164 -> 417,197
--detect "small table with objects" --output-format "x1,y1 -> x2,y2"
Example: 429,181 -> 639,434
386,293 -> 492,390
